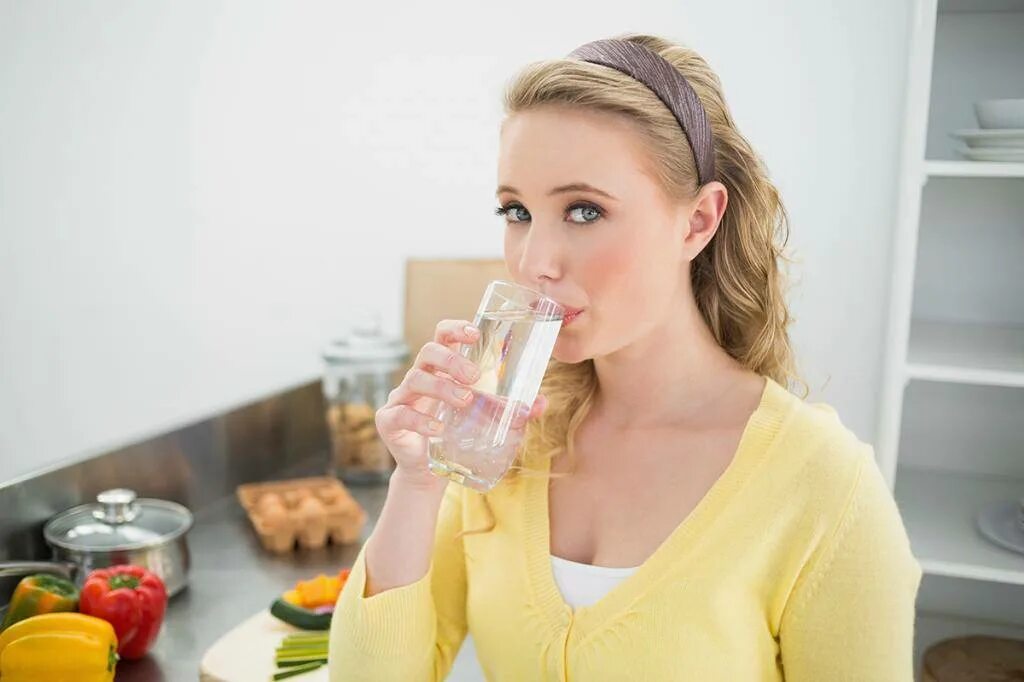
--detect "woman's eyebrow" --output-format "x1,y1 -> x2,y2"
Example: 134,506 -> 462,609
495,183 -> 618,201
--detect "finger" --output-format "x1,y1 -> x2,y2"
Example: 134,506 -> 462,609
413,342 -> 481,384
509,400 -> 534,429
528,394 -> 548,420
388,368 -> 475,410
434,319 -> 480,351
506,394 -> 547,428
376,404 -> 445,439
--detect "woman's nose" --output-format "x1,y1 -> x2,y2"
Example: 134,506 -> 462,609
517,223 -> 563,284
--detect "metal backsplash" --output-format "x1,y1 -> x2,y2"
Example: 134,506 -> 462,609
0,380 -> 329,563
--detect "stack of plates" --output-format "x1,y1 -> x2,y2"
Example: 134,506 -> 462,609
950,98 -> 1024,162
976,496 -> 1024,556
951,130 -> 1024,162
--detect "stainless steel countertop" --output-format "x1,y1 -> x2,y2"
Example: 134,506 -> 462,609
116,479 -> 388,682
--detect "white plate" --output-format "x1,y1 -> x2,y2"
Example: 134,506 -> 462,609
976,500 -> 1024,556
950,128 -> 1024,149
956,146 -> 1024,162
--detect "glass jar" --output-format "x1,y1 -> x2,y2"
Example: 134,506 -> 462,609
322,315 -> 409,484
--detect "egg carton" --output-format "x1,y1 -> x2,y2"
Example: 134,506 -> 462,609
236,476 -> 367,554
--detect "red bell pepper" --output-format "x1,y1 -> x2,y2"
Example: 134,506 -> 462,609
79,565 -> 167,660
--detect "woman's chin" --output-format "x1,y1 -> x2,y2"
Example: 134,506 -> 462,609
552,339 -> 589,365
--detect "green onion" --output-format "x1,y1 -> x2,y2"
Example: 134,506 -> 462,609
271,632 -> 329,680
277,647 -> 328,656
275,650 -> 328,659
277,642 -> 328,651
272,660 -> 325,680
275,657 -> 327,666
283,632 -> 329,640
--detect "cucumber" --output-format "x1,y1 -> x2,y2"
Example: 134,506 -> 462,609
269,599 -> 332,631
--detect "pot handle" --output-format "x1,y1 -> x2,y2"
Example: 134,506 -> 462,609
0,561 -> 77,580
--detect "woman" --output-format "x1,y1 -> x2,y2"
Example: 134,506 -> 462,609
330,33 -> 922,681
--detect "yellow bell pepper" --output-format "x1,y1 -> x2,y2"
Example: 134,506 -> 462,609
0,612 -> 118,682
296,574 -> 338,607
285,567 -> 352,608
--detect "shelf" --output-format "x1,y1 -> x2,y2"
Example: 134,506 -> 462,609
939,0 -> 1024,13
907,320 -> 1024,388
895,466 -> 1024,586
925,160 -> 1024,179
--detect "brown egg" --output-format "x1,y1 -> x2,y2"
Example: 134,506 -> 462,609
258,501 -> 288,529
283,489 -> 308,508
318,488 -> 340,505
297,495 -> 325,520
256,492 -> 283,512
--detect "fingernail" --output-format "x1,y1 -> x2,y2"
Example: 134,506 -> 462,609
464,325 -> 479,337
429,420 -> 443,433
454,387 -> 472,401
465,365 -> 481,382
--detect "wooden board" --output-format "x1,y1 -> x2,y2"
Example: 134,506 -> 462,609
403,258 -> 509,367
200,609 -> 328,682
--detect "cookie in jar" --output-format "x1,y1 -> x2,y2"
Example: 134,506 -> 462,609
322,315 -> 409,484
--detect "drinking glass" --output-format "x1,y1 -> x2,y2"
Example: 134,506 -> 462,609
427,281 -> 564,491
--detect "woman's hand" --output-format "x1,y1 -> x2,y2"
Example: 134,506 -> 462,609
375,319 -> 548,490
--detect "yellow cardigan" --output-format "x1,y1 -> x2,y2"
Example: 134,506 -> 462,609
329,377 -> 923,681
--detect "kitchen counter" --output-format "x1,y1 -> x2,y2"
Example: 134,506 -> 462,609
116,475 -> 388,681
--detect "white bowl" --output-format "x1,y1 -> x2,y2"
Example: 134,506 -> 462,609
975,99 -> 1024,129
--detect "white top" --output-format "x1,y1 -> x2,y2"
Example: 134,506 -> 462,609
549,553 -> 641,610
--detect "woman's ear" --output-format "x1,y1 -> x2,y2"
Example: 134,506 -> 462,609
682,181 -> 728,261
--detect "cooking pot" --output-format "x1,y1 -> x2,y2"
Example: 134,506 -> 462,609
0,488 -> 193,597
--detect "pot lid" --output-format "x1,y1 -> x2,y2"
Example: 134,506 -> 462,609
322,313 -> 409,365
43,488 -> 193,552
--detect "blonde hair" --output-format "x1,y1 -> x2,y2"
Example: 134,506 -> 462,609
456,33 -> 804,539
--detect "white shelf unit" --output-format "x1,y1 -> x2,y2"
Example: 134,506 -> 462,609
907,320 -> 1024,388
879,0 -> 1024,673
896,466 -> 1024,586
925,160 -> 1024,178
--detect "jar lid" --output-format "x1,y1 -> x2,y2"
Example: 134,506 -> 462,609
322,313 -> 410,365
43,488 -> 194,552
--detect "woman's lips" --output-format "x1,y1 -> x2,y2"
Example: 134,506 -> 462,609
561,308 -> 584,327
528,296 -> 583,327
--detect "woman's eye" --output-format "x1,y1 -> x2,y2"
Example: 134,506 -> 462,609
494,204 -> 530,222
567,203 -> 603,224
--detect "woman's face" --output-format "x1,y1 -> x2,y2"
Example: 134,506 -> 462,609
497,105 -> 706,364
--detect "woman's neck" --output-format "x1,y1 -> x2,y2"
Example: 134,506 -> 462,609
591,297 -> 751,429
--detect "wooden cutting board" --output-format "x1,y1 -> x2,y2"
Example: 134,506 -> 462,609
403,258 -> 509,364
200,609 -> 329,682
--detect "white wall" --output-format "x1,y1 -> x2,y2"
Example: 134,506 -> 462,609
0,1 -> 913,482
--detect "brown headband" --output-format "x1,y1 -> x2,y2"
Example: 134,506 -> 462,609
567,38 -> 715,186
